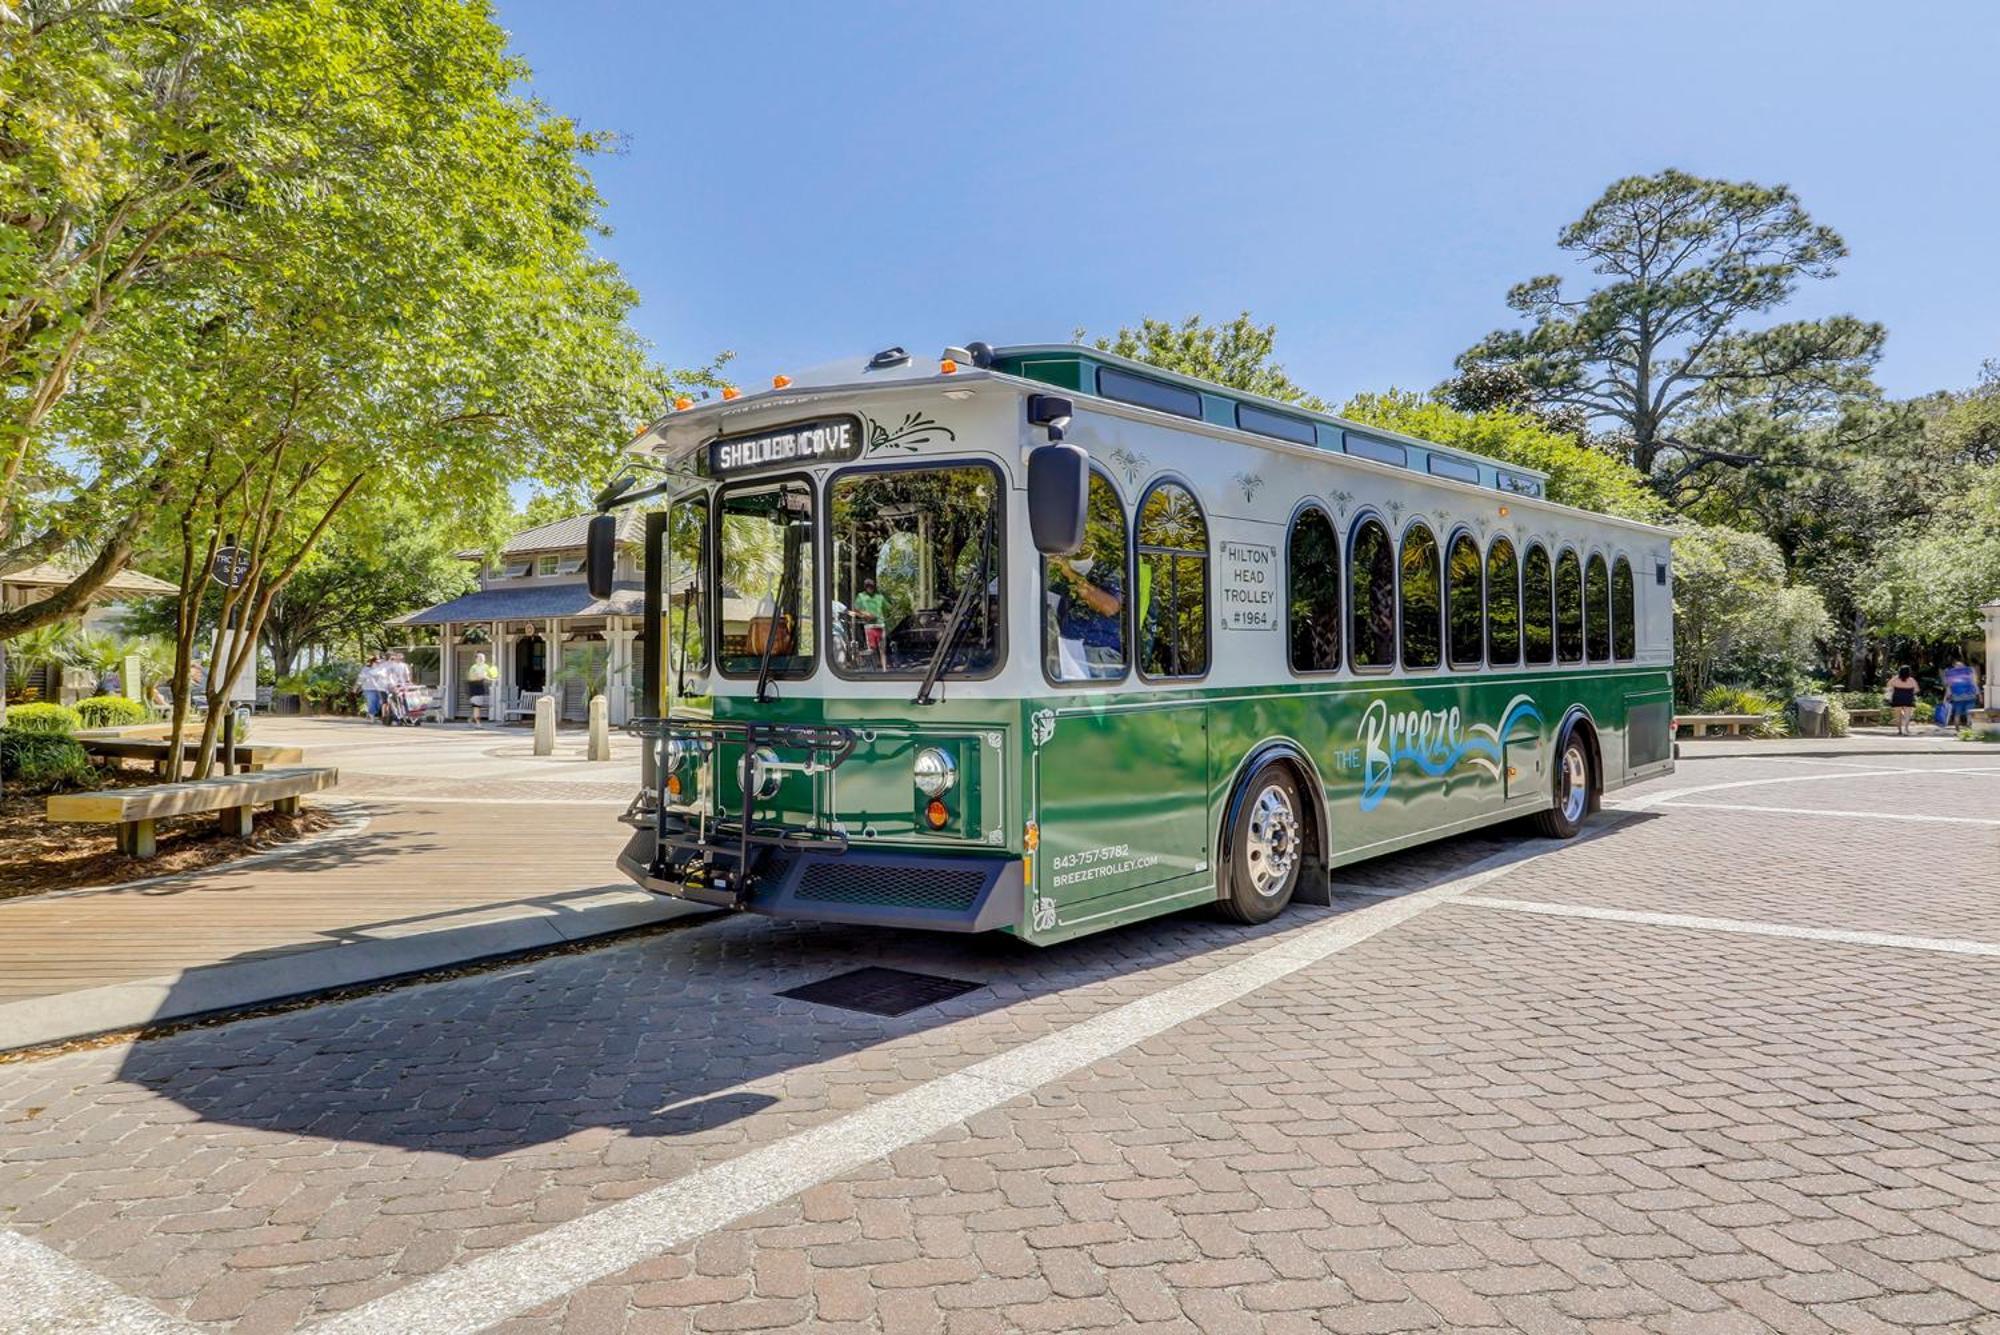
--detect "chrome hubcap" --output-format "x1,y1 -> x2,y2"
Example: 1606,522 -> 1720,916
1245,784 -> 1300,898
1560,745 -> 1589,823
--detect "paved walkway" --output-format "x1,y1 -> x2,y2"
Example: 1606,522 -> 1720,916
0,718 -> 683,1048
1,745 -> 1996,1333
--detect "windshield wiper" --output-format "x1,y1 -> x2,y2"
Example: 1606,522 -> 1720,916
753,523 -> 803,705
915,509 -> 992,706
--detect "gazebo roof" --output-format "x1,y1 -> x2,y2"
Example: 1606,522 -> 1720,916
457,511 -> 647,561
1,560 -> 179,598
394,582 -> 645,627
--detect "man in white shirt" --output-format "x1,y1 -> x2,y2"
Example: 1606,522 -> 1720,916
357,656 -> 386,720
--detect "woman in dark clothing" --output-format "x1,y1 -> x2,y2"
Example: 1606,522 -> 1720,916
1886,665 -> 1920,737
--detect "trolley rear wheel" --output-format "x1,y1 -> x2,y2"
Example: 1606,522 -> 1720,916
1532,731 -> 1594,839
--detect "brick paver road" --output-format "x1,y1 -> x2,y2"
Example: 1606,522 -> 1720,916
2,747 -> 1997,1333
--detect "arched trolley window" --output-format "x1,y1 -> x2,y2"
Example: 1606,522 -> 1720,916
1612,556 -> 1637,661
1348,516 -> 1395,670
1555,547 -> 1584,664
1522,543 -> 1553,665
1136,479 -> 1210,679
1446,529 -> 1483,668
1287,505 -> 1340,674
1486,537 -> 1520,666
1400,522 -> 1442,671
1584,553 -> 1611,663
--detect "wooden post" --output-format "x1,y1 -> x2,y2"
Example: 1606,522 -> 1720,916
125,653 -> 145,703
122,819 -> 157,858
587,694 -> 611,761
219,804 -> 254,838
533,693 -> 556,756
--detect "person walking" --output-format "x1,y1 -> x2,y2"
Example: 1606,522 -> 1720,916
358,656 -> 386,721
466,651 -> 496,727
1943,658 -> 1981,731
1885,665 -> 1921,736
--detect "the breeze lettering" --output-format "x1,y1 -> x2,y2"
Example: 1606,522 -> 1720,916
1219,540 -> 1278,631
711,419 -> 857,474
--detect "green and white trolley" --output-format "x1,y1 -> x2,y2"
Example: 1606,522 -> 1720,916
583,342 -> 1674,944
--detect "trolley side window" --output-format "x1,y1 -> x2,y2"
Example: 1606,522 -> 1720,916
1584,553 -> 1611,663
1136,480 -> 1210,679
1043,470 -> 1130,683
1348,517 -> 1396,670
1612,557 -> 1637,661
665,497 -> 709,690
1400,522 -> 1442,671
1446,530 -> 1483,668
1522,543 -> 1553,665
1486,537 -> 1521,666
1287,505 -> 1341,674
1555,548 -> 1584,664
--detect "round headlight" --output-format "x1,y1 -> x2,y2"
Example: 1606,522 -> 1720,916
913,747 -> 957,798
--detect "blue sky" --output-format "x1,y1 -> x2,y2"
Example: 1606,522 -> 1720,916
495,1 -> 1999,407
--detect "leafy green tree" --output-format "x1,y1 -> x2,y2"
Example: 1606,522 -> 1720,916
1453,170 -> 1884,496
1084,313 -> 1328,411
1341,393 -> 1663,521
260,526 -> 478,679
1859,466 -> 2000,647
1671,522 -> 1831,702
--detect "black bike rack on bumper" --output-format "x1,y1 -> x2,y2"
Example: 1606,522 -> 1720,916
616,715 -> 1023,931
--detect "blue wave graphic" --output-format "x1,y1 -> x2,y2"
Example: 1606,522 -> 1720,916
1358,695 -> 1543,811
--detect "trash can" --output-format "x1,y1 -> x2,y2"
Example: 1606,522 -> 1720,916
1794,695 -> 1829,738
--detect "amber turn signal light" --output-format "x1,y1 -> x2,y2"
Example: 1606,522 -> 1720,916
925,798 -> 950,829
665,774 -> 682,798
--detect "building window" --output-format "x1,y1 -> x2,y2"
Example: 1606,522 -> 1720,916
1585,553 -> 1611,662
1044,470 -> 1129,682
1613,557 -> 1637,661
1136,480 -> 1209,678
1348,517 -> 1395,670
502,559 -> 533,579
535,554 -> 561,577
1555,548 -> 1583,664
1486,538 -> 1520,666
1287,506 -> 1340,673
1400,523 -> 1442,670
1237,402 -> 1316,446
1098,367 -> 1201,419
1446,531 -> 1483,668
1522,543 -> 1553,665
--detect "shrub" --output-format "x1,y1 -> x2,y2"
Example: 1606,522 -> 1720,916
3,701 -> 82,736
1695,685 -> 1785,738
0,728 -> 97,793
1824,697 -> 1850,739
74,695 -> 149,729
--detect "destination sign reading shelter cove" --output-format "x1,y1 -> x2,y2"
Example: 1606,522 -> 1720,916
708,415 -> 864,477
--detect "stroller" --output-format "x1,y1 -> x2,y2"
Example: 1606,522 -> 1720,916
380,682 -> 433,726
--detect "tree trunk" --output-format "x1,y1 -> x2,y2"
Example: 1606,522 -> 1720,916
1845,609 -> 1869,690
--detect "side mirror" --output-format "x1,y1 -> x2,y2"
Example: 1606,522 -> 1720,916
1027,443 -> 1089,556
586,513 -> 618,599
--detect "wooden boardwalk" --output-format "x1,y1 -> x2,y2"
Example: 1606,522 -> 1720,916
0,798 -> 639,1003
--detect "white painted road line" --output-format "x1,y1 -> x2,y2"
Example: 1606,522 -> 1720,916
1658,801 -> 2000,826
0,1229 -> 197,1334
1458,895 -> 2000,959
314,841 -> 1556,1334
1609,768 -> 1914,812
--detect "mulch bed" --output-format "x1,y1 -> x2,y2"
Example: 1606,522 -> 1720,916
0,764 -> 336,899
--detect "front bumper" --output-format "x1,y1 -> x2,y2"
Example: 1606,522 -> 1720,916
618,826 -> 1023,933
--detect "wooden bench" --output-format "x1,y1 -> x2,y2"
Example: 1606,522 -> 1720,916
1676,712 -> 1768,738
45,766 -> 338,858
1846,706 -> 1890,727
76,737 -> 304,776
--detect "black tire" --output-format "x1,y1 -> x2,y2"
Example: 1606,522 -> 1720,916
1218,763 -> 1305,924
1533,728 -> 1594,839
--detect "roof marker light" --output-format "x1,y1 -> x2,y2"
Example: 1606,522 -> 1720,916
772,374 -> 792,389
673,396 -> 694,411
721,386 -> 740,401
939,358 -> 959,375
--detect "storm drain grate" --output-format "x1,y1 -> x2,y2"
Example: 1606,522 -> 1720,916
778,966 -> 983,1017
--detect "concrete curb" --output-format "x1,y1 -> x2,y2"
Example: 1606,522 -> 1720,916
0,890 -> 713,1052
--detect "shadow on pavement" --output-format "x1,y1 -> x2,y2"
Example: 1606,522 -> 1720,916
109,821 -> 1582,1158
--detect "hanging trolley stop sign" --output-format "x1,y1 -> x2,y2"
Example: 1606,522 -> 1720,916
210,547 -> 252,588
